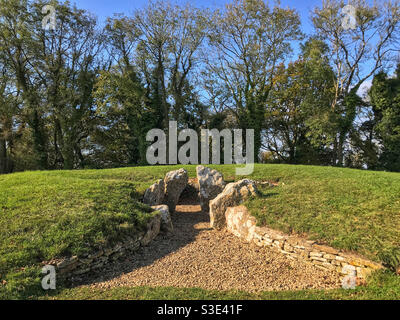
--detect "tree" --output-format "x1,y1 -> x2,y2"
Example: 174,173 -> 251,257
39,1 -> 104,169
0,0 -> 104,170
0,66 -> 18,173
133,0 -> 208,129
94,65 -> 153,166
90,15 -> 164,167
206,0 -> 302,162
0,0 -> 49,169
265,39 -> 336,164
312,0 -> 400,166
369,67 -> 400,171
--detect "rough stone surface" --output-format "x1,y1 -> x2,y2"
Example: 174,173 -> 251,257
152,205 -> 173,233
141,213 -> 162,246
225,206 -> 258,242
143,179 -> 165,206
74,201 -> 342,293
225,205 -> 384,281
46,213 -> 162,279
164,169 -> 189,212
209,179 -> 257,230
196,166 -> 226,212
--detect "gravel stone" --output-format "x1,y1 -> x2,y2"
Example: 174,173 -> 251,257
73,196 -> 341,293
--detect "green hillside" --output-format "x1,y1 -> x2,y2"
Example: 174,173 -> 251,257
1,164 -> 400,299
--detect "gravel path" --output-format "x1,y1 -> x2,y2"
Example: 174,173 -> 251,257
73,195 -> 341,293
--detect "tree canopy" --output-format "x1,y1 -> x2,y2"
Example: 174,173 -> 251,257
0,0 -> 400,173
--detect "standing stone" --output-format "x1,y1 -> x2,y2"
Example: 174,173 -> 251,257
143,179 -> 165,206
196,166 -> 226,212
152,205 -> 173,233
140,213 -> 161,246
164,168 -> 188,212
209,179 -> 258,230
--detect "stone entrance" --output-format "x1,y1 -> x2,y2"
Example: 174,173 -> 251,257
73,179 -> 341,292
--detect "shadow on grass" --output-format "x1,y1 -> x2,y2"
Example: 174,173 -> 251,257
257,191 -> 279,199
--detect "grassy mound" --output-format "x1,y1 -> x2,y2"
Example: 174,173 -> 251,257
242,165 -> 400,269
0,169 -> 161,298
1,164 -> 399,299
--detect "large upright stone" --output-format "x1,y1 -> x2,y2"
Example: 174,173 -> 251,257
196,166 -> 226,212
152,205 -> 173,233
143,179 -> 165,206
140,213 -> 161,246
164,168 -> 188,212
209,179 -> 258,230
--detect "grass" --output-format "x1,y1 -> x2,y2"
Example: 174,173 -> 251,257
41,271 -> 400,300
1,164 -> 400,299
241,165 -> 400,269
0,168 -> 162,299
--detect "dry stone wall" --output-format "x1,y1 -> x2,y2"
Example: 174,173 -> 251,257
49,168 -> 189,279
225,206 -> 383,280
46,166 -> 384,284
45,212 -> 162,278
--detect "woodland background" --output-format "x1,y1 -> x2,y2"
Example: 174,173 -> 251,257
0,0 -> 400,173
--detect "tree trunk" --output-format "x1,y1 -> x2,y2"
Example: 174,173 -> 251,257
337,131 -> 346,167
62,133 -> 75,170
289,146 -> 296,164
0,138 -> 7,174
74,144 -> 85,169
31,110 -> 48,170
332,137 -> 338,166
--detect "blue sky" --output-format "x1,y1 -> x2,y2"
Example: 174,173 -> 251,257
74,0 -> 322,34
73,0 -> 377,94
74,0 -> 323,63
